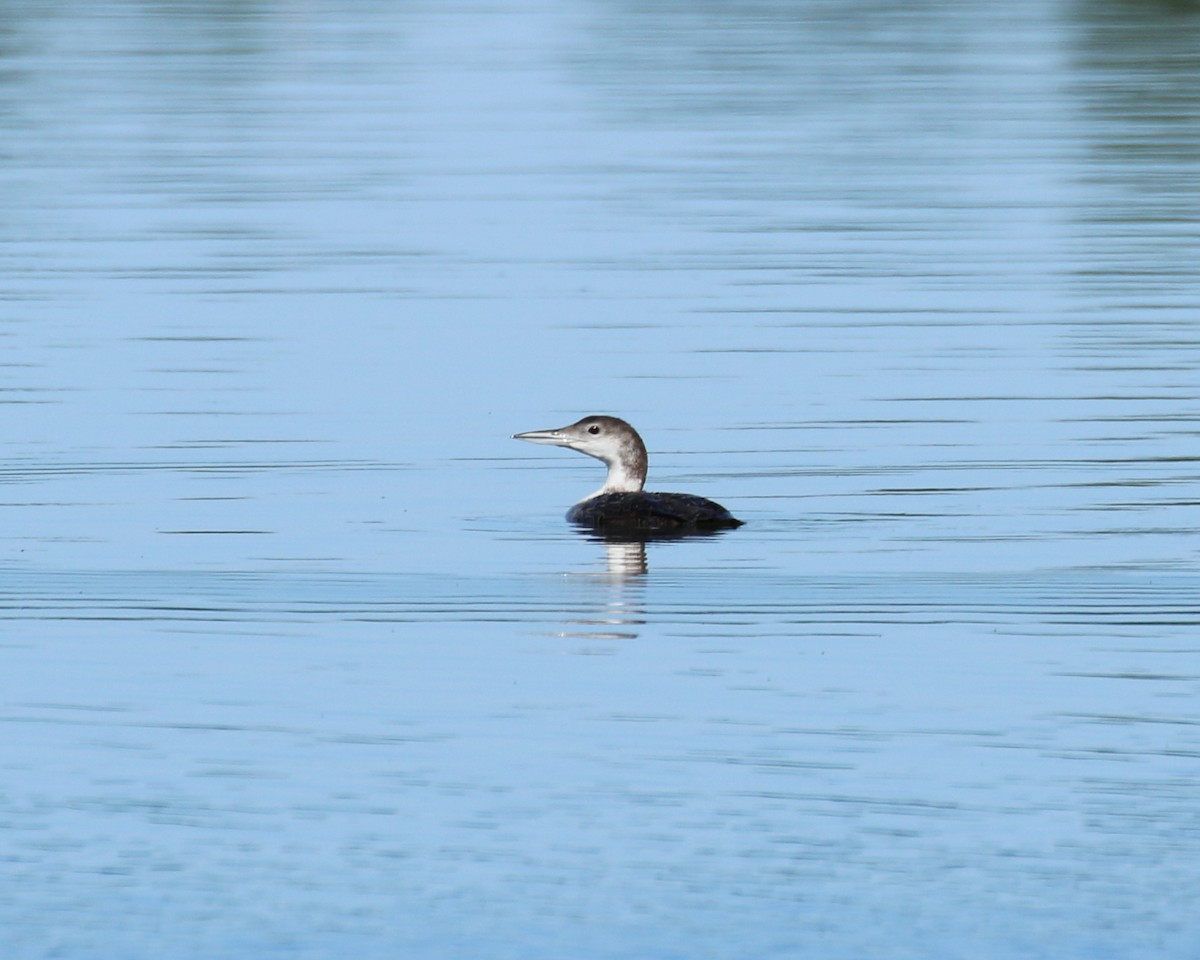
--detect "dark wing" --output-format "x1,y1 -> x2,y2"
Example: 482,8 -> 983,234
567,492 -> 743,531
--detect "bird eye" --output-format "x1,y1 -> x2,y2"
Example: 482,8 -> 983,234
587,424 -> 601,435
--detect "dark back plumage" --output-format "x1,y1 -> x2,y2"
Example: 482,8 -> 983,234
567,491 -> 744,531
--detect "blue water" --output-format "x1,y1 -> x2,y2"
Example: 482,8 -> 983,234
3,1 -> 1200,958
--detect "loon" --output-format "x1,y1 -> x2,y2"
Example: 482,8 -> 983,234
513,415 -> 744,531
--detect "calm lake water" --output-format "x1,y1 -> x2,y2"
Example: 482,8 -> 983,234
3,1 -> 1200,958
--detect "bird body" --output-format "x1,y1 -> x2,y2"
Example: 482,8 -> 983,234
567,491 -> 742,531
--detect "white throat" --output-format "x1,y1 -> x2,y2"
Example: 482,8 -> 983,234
580,458 -> 644,501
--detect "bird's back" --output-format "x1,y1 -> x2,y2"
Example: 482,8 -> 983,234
567,491 -> 744,531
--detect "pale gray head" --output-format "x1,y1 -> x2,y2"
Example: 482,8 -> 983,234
513,415 -> 649,500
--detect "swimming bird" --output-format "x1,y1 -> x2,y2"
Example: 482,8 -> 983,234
513,415 -> 744,531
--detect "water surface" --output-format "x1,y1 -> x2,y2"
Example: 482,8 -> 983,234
2,1 -> 1200,958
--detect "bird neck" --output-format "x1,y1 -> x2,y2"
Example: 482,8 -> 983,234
580,443 -> 648,502
600,458 -> 646,494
